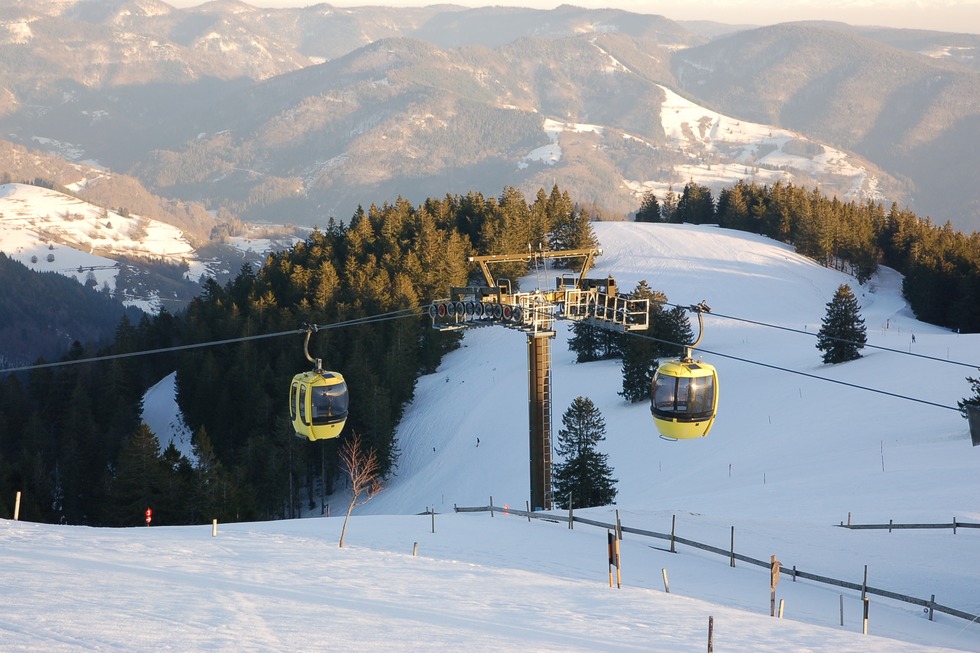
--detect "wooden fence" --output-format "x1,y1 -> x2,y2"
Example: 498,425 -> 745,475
453,503 -> 979,624
839,517 -> 980,533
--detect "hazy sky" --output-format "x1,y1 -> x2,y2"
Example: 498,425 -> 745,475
165,0 -> 980,34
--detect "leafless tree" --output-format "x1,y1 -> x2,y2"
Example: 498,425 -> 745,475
338,432 -> 383,548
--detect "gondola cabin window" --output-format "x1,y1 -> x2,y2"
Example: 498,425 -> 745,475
311,381 -> 349,424
290,383 -> 299,421
654,374 -> 714,419
654,377 -> 678,411
298,383 -> 308,424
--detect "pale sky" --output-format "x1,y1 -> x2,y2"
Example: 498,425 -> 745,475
164,0 -> 980,34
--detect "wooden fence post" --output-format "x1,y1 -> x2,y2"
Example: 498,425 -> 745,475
840,594 -> 844,626
14,491 -> 21,521
862,597 -> 870,635
928,594 -> 935,621
707,616 -> 714,653
729,526 -> 735,568
616,509 -> 622,540
770,555 -> 780,616
568,498 -> 573,529
489,495 -> 494,517
606,530 -> 621,589
211,519 -> 218,537
670,514 -> 676,553
431,506 -> 436,533
662,568 -> 670,593
413,542 -> 418,557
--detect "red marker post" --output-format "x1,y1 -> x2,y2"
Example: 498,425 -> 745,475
145,507 -> 153,526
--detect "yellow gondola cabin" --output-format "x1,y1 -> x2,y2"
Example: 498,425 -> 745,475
290,325 -> 349,441
290,370 -> 349,441
650,359 -> 718,439
650,302 -> 719,440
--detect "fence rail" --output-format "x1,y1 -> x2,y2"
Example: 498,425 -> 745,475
454,504 -> 979,624
839,519 -> 980,533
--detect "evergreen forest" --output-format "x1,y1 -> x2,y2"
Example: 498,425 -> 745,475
2,180 -> 979,527
0,186 -> 597,526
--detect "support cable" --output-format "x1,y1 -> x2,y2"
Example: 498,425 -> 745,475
627,330 -> 963,413
662,302 -> 979,370
1,296 -> 969,415
0,306 -> 427,375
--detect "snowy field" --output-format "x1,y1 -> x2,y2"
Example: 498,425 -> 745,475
4,221 -> 980,651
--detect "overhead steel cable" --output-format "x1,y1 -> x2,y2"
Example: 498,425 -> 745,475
0,296 -> 969,414
626,330 -> 964,413
662,301 -> 980,370
0,306 -> 429,375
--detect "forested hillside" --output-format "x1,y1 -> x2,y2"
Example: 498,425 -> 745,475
2,181 -> 978,527
0,186 -> 597,525
0,253 -> 144,366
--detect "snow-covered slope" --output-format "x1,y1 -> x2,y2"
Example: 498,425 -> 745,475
0,182 -> 300,312
370,222 -> 966,517
5,221 -> 978,651
0,183 -> 202,311
621,86 -> 881,202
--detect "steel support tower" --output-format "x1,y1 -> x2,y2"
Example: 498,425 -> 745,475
430,248 -> 648,511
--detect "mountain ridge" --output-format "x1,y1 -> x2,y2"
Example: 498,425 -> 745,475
0,1 -> 977,231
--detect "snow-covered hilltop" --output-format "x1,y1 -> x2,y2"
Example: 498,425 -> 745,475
0,183 -> 300,313
87,220 -> 979,652
0,183 -> 202,312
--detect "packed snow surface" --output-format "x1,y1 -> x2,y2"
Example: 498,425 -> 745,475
4,222 -> 979,652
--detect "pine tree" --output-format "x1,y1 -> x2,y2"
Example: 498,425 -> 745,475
661,186 -> 677,222
716,181 -> 750,231
567,321 -> 605,362
816,284 -> 867,364
103,423 -> 168,526
675,182 -> 715,224
963,373 -> 980,445
634,191 -> 662,223
619,344 -> 655,403
552,397 -> 617,509
619,281 -> 663,403
656,305 -> 695,358
958,371 -> 980,413
619,284 -> 692,402
549,205 -> 599,268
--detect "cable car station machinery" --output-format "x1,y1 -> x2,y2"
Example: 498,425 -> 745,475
429,248 -> 649,511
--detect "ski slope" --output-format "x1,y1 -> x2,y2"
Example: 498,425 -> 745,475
4,221 -> 979,652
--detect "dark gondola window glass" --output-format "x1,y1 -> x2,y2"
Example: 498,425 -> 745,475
311,382 -> 349,424
654,376 -> 678,411
290,383 -> 298,420
688,376 -> 715,414
299,384 -> 308,424
654,374 -> 714,418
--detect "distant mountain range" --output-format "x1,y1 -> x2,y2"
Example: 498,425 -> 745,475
0,0 -> 978,233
